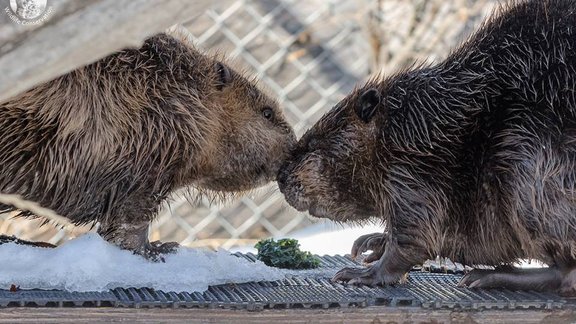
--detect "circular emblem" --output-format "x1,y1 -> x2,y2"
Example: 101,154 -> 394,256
9,0 -> 47,20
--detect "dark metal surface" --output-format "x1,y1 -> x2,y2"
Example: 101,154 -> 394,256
0,254 -> 570,310
0,290 -> 117,307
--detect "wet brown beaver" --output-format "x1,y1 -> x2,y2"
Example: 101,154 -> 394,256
0,31 -> 296,261
278,0 -> 576,295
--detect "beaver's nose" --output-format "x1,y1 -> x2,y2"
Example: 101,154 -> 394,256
276,161 -> 292,188
286,131 -> 297,150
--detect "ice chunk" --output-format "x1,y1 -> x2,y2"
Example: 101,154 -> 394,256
0,233 -> 285,292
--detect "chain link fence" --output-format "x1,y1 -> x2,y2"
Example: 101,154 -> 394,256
0,0 -> 502,249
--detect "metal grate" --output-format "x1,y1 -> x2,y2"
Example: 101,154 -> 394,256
0,254 -> 568,311
0,290 -> 117,308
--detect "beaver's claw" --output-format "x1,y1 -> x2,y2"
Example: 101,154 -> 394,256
332,259 -> 407,286
141,241 -> 180,262
351,232 -> 386,263
98,222 -> 180,262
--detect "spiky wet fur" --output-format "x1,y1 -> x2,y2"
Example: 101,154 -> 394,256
0,32 -> 295,256
279,0 -> 576,277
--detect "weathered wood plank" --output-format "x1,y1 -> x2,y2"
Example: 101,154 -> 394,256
0,0 -> 217,103
0,307 -> 574,324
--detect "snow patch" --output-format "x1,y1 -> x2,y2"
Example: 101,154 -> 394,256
0,233 -> 285,292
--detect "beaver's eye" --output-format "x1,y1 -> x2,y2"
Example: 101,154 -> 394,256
215,62 -> 231,90
262,107 -> 274,120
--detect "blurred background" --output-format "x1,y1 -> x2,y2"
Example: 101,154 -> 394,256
0,0 -> 504,254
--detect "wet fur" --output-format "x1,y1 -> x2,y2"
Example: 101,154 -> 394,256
0,32 -> 295,257
279,0 -> 576,291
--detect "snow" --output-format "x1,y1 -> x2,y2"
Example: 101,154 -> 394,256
0,221 -> 377,293
0,220 -> 546,293
0,233 -> 286,293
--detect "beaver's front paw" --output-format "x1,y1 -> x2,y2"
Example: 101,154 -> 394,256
351,232 -> 386,263
139,241 -> 180,262
99,222 -> 180,262
332,259 -> 407,286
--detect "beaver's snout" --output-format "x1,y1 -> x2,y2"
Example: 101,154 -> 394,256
277,159 -> 309,212
276,161 -> 291,187
276,136 -> 301,185
276,160 -> 295,199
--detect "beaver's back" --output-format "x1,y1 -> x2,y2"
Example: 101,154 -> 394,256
434,0 -> 576,265
0,35 -> 198,225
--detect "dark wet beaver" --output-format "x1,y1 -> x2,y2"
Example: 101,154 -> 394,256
0,31 -> 296,261
278,0 -> 576,295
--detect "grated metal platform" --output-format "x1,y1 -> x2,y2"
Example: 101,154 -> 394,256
0,254 -> 571,311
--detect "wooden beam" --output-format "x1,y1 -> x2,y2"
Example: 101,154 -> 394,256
0,307 -> 574,323
0,0 -> 216,103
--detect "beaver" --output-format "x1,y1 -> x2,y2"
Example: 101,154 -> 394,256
278,0 -> 576,295
0,30 -> 296,261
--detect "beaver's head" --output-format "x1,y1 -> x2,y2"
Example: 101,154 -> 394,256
196,60 -> 296,192
138,33 -> 296,194
277,82 -> 385,222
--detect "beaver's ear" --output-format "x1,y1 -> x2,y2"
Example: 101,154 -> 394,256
356,88 -> 381,123
215,62 -> 232,90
